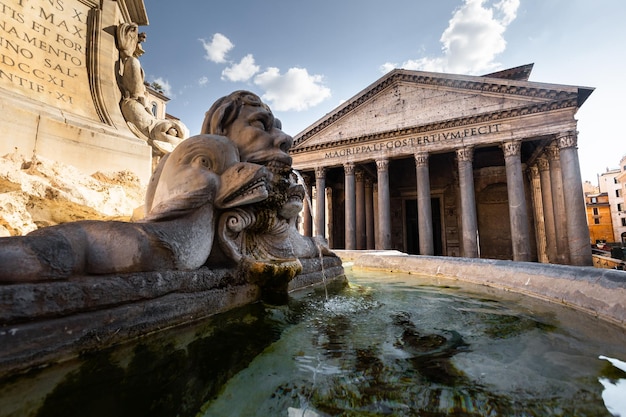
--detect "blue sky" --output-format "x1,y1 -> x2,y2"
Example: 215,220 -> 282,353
140,0 -> 626,183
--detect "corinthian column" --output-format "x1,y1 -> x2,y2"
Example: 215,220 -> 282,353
529,165 -> 548,263
365,177 -> 375,249
502,140 -> 531,261
355,169 -> 366,249
314,166 -> 326,238
376,158 -> 392,249
537,157 -> 557,263
557,131 -> 593,266
456,147 -> 479,258
302,173 -> 313,237
545,143 -> 570,264
415,152 -> 434,255
344,162 -> 356,250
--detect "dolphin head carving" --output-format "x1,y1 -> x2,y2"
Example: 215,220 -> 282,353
144,134 -> 269,221
216,162 -> 270,209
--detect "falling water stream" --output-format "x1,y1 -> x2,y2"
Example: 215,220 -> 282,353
1,268 -> 625,417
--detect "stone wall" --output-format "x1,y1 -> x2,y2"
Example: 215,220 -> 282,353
0,0 -> 153,182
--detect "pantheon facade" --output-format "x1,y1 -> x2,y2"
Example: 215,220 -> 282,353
290,64 -> 594,266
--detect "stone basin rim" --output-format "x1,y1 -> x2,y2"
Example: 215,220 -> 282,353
336,250 -> 626,328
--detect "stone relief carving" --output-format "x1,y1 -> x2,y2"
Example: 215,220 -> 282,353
116,23 -> 189,157
0,91 -> 335,297
0,135 -> 268,282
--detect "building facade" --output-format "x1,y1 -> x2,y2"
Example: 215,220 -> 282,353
586,192 -> 613,245
598,169 -> 626,243
290,65 -> 594,266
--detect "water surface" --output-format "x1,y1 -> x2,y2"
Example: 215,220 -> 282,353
202,269 -> 626,416
1,269 -> 625,417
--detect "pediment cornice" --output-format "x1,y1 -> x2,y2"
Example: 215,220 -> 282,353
293,68 -> 590,147
290,97 -> 578,155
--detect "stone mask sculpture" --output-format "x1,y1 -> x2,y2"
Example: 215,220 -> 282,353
202,91 -> 334,292
0,135 -> 268,283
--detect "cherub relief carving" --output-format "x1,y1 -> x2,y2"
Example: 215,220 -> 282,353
116,23 -> 188,157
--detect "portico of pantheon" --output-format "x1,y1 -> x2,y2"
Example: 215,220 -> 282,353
290,64 -> 594,266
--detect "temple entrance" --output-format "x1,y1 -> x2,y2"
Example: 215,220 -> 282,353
405,198 -> 443,255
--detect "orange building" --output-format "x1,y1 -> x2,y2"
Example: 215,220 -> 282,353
586,192 -> 613,245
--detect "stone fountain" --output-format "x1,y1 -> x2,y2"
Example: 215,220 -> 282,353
0,2 -> 344,373
0,90 -> 345,376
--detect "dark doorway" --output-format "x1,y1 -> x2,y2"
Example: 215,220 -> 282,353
405,198 -> 443,255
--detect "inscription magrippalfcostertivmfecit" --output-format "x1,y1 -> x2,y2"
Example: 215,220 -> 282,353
324,123 -> 503,159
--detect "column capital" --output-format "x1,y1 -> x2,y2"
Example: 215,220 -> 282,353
545,142 -> 560,161
376,158 -> 389,172
528,165 -> 540,180
536,156 -> 550,172
302,172 -> 313,187
456,146 -> 474,163
365,176 -> 374,188
556,131 -> 578,150
414,151 -> 429,167
315,166 -> 326,179
501,140 -> 522,158
355,168 -> 365,182
344,162 -> 355,176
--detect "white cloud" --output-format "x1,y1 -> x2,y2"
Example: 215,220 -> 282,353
199,33 -> 233,64
495,0 -> 520,26
149,76 -> 172,96
253,67 -> 331,112
381,0 -> 520,75
221,54 -> 260,82
198,76 -> 208,86
379,62 -> 397,74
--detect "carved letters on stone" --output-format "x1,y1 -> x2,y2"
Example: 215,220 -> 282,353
0,0 -> 99,120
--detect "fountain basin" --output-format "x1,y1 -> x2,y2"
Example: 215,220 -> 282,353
3,264 -> 624,416
339,250 -> 626,327
0,256 -> 346,377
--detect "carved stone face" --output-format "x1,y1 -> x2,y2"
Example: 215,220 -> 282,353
224,104 -> 294,169
279,179 -> 306,221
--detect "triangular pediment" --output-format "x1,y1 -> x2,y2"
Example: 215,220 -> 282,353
292,66 -> 592,150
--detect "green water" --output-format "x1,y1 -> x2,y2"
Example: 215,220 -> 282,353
1,269 -> 625,416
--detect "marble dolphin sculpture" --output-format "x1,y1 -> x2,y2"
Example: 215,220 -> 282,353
0,135 -> 269,283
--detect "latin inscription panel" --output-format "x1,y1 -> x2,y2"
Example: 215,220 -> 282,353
323,123 -> 504,159
0,0 -> 99,119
